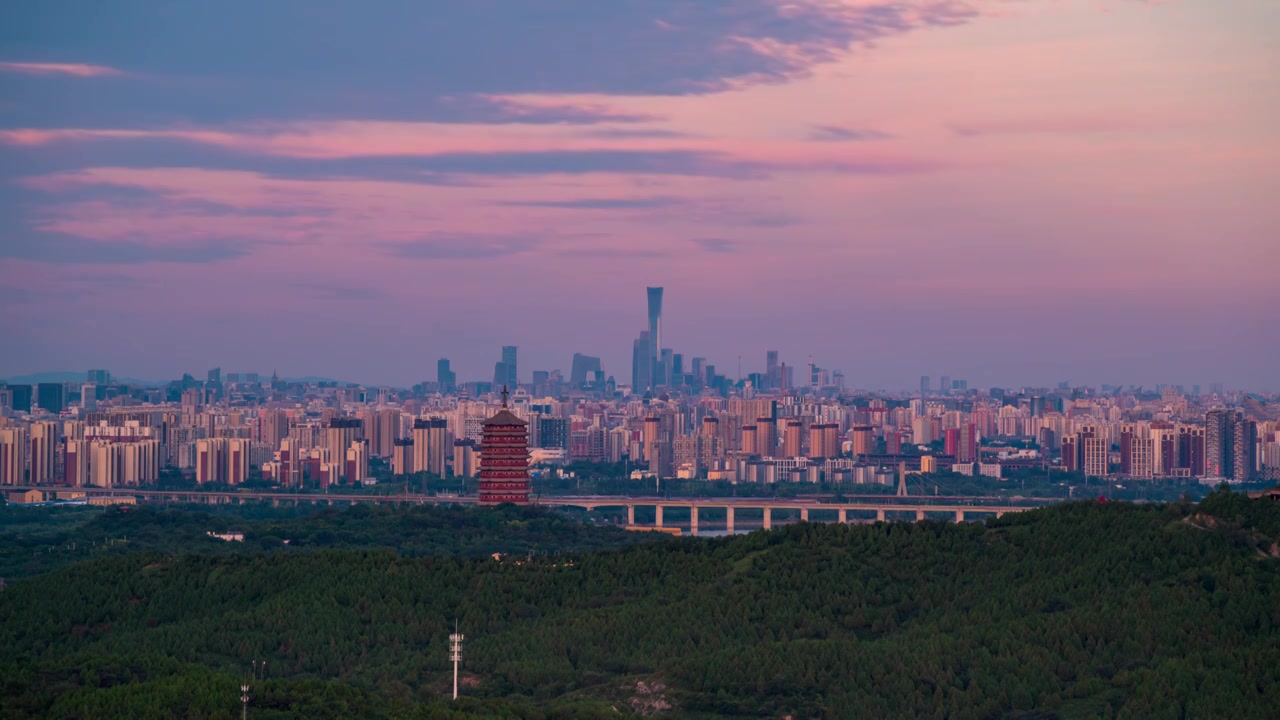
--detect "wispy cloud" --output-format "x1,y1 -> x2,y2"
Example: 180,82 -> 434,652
692,237 -> 739,253
0,234 -> 250,265
949,114 -> 1166,137
290,282 -> 384,300
0,61 -> 124,77
386,234 -> 542,260
808,125 -> 892,142
495,197 -> 682,210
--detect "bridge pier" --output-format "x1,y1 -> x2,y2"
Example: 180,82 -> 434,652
627,505 -> 635,526
996,511 -> 1005,519
955,510 -> 964,523
655,505 -> 664,528
763,508 -> 772,530
690,506 -> 698,536
876,508 -> 886,522
800,507 -> 809,522
916,509 -> 925,521
726,507 -> 734,534
838,509 -> 847,524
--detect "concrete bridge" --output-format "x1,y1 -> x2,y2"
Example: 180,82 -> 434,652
543,496 -> 1035,534
7,486 -> 1042,532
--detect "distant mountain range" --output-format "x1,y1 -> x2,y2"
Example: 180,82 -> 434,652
0,372 -> 365,388
0,371 -> 164,387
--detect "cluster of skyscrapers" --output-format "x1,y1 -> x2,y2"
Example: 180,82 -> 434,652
1,291 -> 1276,491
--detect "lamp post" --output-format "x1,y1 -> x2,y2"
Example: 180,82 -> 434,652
240,684 -> 250,720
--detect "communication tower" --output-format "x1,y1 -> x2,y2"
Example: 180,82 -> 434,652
449,621 -> 464,700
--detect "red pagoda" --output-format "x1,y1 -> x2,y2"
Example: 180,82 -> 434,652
478,387 -> 530,505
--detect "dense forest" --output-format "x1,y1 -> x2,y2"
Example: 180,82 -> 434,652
0,502 -> 654,580
2,490 -> 1279,718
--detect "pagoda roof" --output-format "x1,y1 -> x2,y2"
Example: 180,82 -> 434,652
484,409 -> 527,426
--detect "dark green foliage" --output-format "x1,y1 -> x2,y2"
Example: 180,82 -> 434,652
0,502 -> 653,579
2,491 -> 1279,718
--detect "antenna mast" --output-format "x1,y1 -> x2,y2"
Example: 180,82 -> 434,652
449,620 -> 464,700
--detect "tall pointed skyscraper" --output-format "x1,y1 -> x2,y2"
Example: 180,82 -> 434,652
646,287 -> 663,385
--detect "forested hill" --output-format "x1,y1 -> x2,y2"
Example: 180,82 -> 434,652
0,502 -> 657,579
3,491 -> 1280,719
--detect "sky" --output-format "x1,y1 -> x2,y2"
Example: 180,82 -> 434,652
0,0 -> 1277,391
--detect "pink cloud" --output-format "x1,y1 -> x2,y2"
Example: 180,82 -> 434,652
0,61 -> 124,77
1,119 -> 939,178
949,114 -> 1181,137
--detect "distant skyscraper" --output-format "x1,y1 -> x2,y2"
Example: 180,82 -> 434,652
1232,415 -> 1257,483
412,418 -> 449,477
691,357 -> 707,386
570,353 -> 602,387
29,421 -> 60,485
86,369 -> 111,385
766,351 -> 779,390
632,330 -> 653,391
0,427 -> 27,485
36,383 -> 66,414
437,358 -> 456,393
920,376 -> 930,397
1205,410 -> 1234,478
501,346 -> 518,387
646,287 -> 663,383
207,367 -> 221,384
940,376 -> 951,396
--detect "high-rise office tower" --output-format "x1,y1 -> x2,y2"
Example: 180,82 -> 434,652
659,348 -> 674,388
207,368 -> 221,384
36,383 -> 66,414
86,369 -> 111,385
502,346 -> 518,387
631,330 -> 653,391
1205,410 -> 1234,478
920,376 -> 930,398
939,376 -> 951,396
646,287 -> 663,379
437,358 -> 456,393
766,351 -> 779,390
570,353 -> 602,387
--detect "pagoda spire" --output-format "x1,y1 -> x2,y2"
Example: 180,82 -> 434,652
501,385 -> 510,408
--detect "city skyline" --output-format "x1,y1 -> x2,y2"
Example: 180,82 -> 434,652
2,2 -> 1277,390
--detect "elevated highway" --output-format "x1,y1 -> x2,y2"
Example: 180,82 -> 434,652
7,486 -> 1046,533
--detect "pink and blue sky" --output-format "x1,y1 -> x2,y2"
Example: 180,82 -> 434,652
0,0 -> 1276,389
